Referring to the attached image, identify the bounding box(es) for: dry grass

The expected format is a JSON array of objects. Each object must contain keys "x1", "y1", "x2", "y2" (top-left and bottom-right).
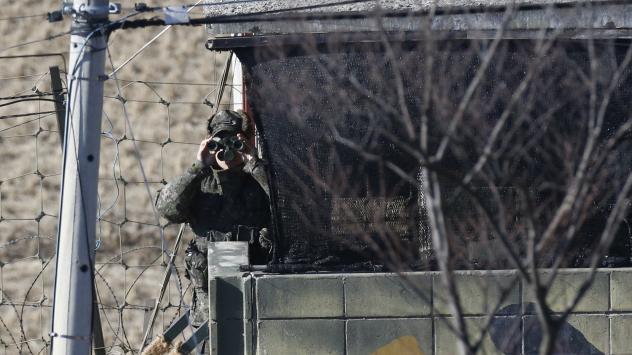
[{"x1": 1, "y1": 1, "x2": 224, "y2": 353}]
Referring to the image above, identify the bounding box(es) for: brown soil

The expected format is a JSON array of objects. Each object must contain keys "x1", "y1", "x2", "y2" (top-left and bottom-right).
[{"x1": 1, "y1": 2, "x2": 224, "y2": 352}]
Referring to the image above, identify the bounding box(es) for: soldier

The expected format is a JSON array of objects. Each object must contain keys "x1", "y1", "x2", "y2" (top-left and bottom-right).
[{"x1": 155, "y1": 109, "x2": 271, "y2": 329}]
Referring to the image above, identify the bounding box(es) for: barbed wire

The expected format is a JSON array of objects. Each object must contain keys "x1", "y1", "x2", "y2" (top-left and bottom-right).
[
  {"x1": 108, "y1": 0, "x2": 205, "y2": 77},
  {"x1": 0, "y1": 56, "x2": 63, "y2": 353},
  {"x1": 0, "y1": 31, "x2": 71, "y2": 55},
  {"x1": 0, "y1": 14, "x2": 48, "y2": 22},
  {"x1": 0, "y1": 3, "x2": 232, "y2": 352},
  {"x1": 0, "y1": 36, "x2": 234, "y2": 352}
]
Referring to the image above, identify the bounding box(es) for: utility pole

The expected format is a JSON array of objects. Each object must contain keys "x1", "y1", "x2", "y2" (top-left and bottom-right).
[{"x1": 50, "y1": 1, "x2": 109, "y2": 354}]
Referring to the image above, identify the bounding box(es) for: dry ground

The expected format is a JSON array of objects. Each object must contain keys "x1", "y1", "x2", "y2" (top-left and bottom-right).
[{"x1": 1, "y1": 1, "x2": 226, "y2": 352}]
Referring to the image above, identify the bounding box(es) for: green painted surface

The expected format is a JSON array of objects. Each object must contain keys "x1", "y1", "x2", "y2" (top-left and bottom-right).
[
  {"x1": 435, "y1": 316, "x2": 521, "y2": 355},
  {"x1": 257, "y1": 319, "x2": 345, "y2": 355},
  {"x1": 433, "y1": 271, "x2": 520, "y2": 315},
  {"x1": 610, "y1": 315, "x2": 632, "y2": 354},
  {"x1": 346, "y1": 318, "x2": 432, "y2": 355},
  {"x1": 256, "y1": 275, "x2": 344, "y2": 318},
  {"x1": 611, "y1": 270, "x2": 632, "y2": 311},
  {"x1": 523, "y1": 270, "x2": 609, "y2": 313},
  {"x1": 210, "y1": 275, "x2": 251, "y2": 321},
  {"x1": 566, "y1": 315, "x2": 609, "y2": 355},
  {"x1": 216, "y1": 320, "x2": 251, "y2": 355},
  {"x1": 208, "y1": 269, "x2": 630, "y2": 354},
  {"x1": 345, "y1": 273, "x2": 432, "y2": 317}
]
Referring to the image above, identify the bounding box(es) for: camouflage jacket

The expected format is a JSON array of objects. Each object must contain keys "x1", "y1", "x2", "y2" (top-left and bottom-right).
[{"x1": 155, "y1": 158, "x2": 271, "y2": 260}]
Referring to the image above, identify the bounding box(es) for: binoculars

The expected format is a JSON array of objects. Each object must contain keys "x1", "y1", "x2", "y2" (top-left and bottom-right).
[{"x1": 207, "y1": 136, "x2": 245, "y2": 161}]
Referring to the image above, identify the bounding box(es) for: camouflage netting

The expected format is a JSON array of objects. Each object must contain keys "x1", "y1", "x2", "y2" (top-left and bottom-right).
[
  {"x1": 237, "y1": 42, "x2": 428, "y2": 269},
  {"x1": 235, "y1": 38, "x2": 632, "y2": 270}
]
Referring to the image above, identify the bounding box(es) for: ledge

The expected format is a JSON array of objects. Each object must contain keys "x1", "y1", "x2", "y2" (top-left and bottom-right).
[
  {"x1": 210, "y1": 268, "x2": 632, "y2": 354},
  {"x1": 205, "y1": 1, "x2": 632, "y2": 43}
]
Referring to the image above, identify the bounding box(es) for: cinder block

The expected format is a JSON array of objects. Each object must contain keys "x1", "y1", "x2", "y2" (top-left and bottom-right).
[
  {"x1": 611, "y1": 315, "x2": 632, "y2": 354},
  {"x1": 209, "y1": 321, "x2": 218, "y2": 355},
  {"x1": 611, "y1": 269, "x2": 632, "y2": 311},
  {"x1": 256, "y1": 275, "x2": 344, "y2": 318},
  {"x1": 344, "y1": 273, "x2": 431, "y2": 317},
  {"x1": 435, "y1": 316, "x2": 521, "y2": 355},
  {"x1": 244, "y1": 319, "x2": 253, "y2": 355},
  {"x1": 433, "y1": 270, "x2": 520, "y2": 316},
  {"x1": 523, "y1": 315, "x2": 608, "y2": 355},
  {"x1": 565, "y1": 315, "x2": 609, "y2": 354},
  {"x1": 210, "y1": 275, "x2": 251, "y2": 321},
  {"x1": 209, "y1": 277, "x2": 217, "y2": 321},
  {"x1": 523, "y1": 270, "x2": 609, "y2": 313},
  {"x1": 216, "y1": 319, "x2": 252, "y2": 355},
  {"x1": 346, "y1": 318, "x2": 432, "y2": 355},
  {"x1": 257, "y1": 319, "x2": 345, "y2": 355}
]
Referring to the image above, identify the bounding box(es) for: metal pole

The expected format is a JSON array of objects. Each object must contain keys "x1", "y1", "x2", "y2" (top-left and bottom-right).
[{"x1": 50, "y1": 1, "x2": 109, "y2": 354}]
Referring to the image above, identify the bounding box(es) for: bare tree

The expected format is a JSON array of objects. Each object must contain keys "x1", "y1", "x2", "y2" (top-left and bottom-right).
[{"x1": 231, "y1": 3, "x2": 632, "y2": 354}]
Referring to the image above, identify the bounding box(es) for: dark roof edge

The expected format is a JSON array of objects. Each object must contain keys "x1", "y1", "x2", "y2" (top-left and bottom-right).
[{"x1": 204, "y1": 1, "x2": 632, "y2": 43}]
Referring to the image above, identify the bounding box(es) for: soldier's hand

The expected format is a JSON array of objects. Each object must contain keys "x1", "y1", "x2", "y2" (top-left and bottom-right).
[
  {"x1": 196, "y1": 137, "x2": 216, "y2": 167},
  {"x1": 259, "y1": 228, "x2": 272, "y2": 251},
  {"x1": 236, "y1": 133, "x2": 254, "y2": 163}
]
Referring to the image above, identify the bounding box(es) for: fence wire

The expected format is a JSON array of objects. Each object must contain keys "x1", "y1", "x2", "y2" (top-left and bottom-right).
[{"x1": 0, "y1": 41, "x2": 236, "y2": 353}]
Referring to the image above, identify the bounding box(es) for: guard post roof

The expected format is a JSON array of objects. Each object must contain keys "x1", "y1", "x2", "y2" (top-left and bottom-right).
[{"x1": 204, "y1": 0, "x2": 632, "y2": 49}]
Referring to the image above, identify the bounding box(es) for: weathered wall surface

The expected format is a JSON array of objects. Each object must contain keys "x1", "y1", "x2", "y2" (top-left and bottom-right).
[
  {"x1": 205, "y1": 0, "x2": 632, "y2": 39},
  {"x1": 210, "y1": 269, "x2": 632, "y2": 354},
  {"x1": 204, "y1": 0, "x2": 620, "y2": 17}
]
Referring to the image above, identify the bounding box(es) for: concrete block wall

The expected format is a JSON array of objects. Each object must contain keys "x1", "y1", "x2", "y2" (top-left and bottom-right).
[{"x1": 210, "y1": 268, "x2": 632, "y2": 355}]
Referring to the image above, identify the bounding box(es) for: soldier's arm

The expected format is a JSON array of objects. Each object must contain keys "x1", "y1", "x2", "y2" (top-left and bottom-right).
[
  {"x1": 155, "y1": 161, "x2": 210, "y2": 223},
  {"x1": 243, "y1": 157, "x2": 270, "y2": 197}
]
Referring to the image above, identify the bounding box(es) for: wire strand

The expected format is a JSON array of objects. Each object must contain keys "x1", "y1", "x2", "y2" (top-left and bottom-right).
[
  {"x1": 108, "y1": 0, "x2": 205, "y2": 77},
  {"x1": 0, "y1": 32, "x2": 71, "y2": 55},
  {"x1": 0, "y1": 13, "x2": 48, "y2": 22}
]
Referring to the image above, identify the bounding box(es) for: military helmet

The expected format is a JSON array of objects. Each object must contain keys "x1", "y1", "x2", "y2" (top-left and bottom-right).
[{"x1": 207, "y1": 110, "x2": 250, "y2": 136}]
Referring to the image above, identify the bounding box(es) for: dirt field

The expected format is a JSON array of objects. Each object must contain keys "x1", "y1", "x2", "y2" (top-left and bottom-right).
[{"x1": 1, "y1": 1, "x2": 224, "y2": 352}]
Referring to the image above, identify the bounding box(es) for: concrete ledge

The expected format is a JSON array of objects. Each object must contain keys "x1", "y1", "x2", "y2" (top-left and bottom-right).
[
  {"x1": 211, "y1": 268, "x2": 632, "y2": 354},
  {"x1": 205, "y1": 0, "x2": 608, "y2": 18},
  {"x1": 205, "y1": 1, "x2": 632, "y2": 40},
  {"x1": 256, "y1": 275, "x2": 344, "y2": 318},
  {"x1": 257, "y1": 319, "x2": 345, "y2": 355},
  {"x1": 344, "y1": 273, "x2": 432, "y2": 317}
]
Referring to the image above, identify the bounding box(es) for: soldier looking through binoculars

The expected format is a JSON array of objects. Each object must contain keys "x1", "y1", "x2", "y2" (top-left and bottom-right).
[{"x1": 155, "y1": 110, "x2": 272, "y2": 345}]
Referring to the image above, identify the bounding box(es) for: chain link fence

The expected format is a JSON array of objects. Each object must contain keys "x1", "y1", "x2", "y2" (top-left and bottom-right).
[{"x1": 0, "y1": 41, "x2": 235, "y2": 353}]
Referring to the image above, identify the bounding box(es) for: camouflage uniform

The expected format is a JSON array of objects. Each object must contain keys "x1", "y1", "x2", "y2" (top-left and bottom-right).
[{"x1": 155, "y1": 111, "x2": 271, "y2": 326}]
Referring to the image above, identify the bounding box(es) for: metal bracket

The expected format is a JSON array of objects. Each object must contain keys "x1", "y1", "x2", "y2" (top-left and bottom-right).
[
  {"x1": 108, "y1": 3, "x2": 121, "y2": 14},
  {"x1": 74, "y1": 2, "x2": 112, "y2": 20},
  {"x1": 48, "y1": 2, "x2": 118, "y2": 22},
  {"x1": 47, "y1": 2, "x2": 73, "y2": 22}
]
